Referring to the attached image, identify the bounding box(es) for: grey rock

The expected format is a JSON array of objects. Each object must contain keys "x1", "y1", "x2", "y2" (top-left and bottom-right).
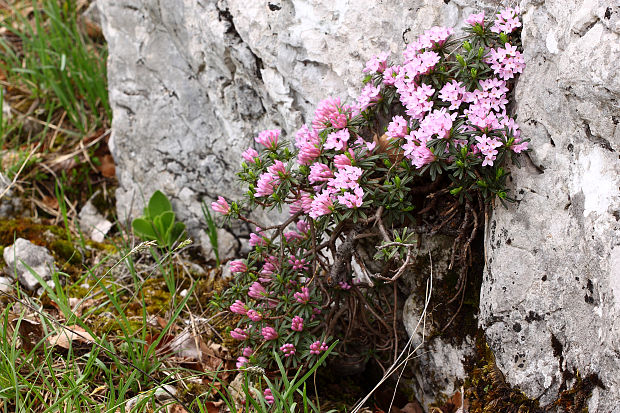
[
  {"x1": 0, "y1": 277, "x2": 13, "y2": 294},
  {"x1": 401, "y1": 233, "x2": 474, "y2": 410},
  {"x1": 0, "y1": 172, "x2": 25, "y2": 219},
  {"x1": 3, "y1": 238, "x2": 56, "y2": 291},
  {"x1": 78, "y1": 198, "x2": 113, "y2": 242},
  {"x1": 480, "y1": 1, "x2": 620, "y2": 411}
]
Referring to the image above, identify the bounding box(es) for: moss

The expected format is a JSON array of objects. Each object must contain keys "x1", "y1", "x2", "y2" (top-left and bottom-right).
[
  {"x1": 461, "y1": 331, "x2": 604, "y2": 413},
  {"x1": 554, "y1": 371, "x2": 604, "y2": 412},
  {"x1": 463, "y1": 331, "x2": 542, "y2": 413}
]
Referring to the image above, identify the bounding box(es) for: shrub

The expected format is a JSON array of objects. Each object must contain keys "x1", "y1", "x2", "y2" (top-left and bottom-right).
[{"x1": 212, "y1": 7, "x2": 526, "y2": 375}]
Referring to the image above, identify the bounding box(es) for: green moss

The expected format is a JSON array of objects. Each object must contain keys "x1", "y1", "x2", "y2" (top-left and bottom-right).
[{"x1": 464, "y1": 331, "x2": 542, "y2": 413}]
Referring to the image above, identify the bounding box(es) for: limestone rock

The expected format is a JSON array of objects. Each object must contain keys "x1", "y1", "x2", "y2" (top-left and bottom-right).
[
  {"x1": 0, "y1": 172, "x2": 25, "y2": 219},
  {"x1": 3, "y1": 238, "x2": 56, "y2": 291},
  {"x1": 78, "y1": 198, "x2": 113, "y2": 242},
  {"x1": 480, "y1": 1, "x2": 620, "y2": 411}
]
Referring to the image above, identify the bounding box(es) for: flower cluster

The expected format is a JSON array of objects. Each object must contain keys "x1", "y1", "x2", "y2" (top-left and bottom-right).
[{"x1": 213, "y1": 7, "x2": 527, "y2": 375}]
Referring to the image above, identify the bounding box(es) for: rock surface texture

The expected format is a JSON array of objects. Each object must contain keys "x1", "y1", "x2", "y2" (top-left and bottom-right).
[
  {"x1": 3, "y1": 238, "x2": 56, "y2": 292},
  {"x1": 100, "y1": 0, "x2": 620, "y2": 410},
  {"x1": 480, "y1": 1, "x2": 620, "y2": 411}
]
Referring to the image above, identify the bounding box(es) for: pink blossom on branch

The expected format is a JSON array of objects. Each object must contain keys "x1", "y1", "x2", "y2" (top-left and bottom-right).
[
  {"x1": 291, "y1": 316, "x2": 304, "y2": 332},
  {"x1": 294, "y1": 287, "x2": 311, "y2": 304},
  {"x1": 309, "y1": 341, "x2": 329, "y2": 355},
  {"x1": 255, "y1": 129, "x2": 280, "y2": 149},
  {"x1": 261, "y1": 326, "x2": 279, "y2": 341},
  {"x1": 211, "y1": 196, "x2": 230, "y2": 215},
  {"x1": 363, "y1": 51, "x2": 390, "y2": 74},
  {"x1": 255, "y1": 172, "x2": 278, "y2": 197},
  {"x1": 229, "y1": 260, "x2": 247, "y2": 274},
  {"x1": 230, "y1": 300, "x2": 247, "y2": 315},
  {"x1": 465, "y1": 11, "x2": 485, "y2": 26},
  {"x1": 236, "y1": 356, "x2": 249, "y2": 368},
  {"x1": 309, "y1": 190, "x2": 335, "y2": 219},
  {"x1": 248, "y1": 281, "x2": 268, "y2": 300},
  {"x1": 230, "y1": 328, "x2": 248, "y2": 340},
  {"x1": 280, "y1": 343, "x2": 296, "y2": 357},
  {"x1": 242, "y1": 148, "x2": 259, "y2": 163}
]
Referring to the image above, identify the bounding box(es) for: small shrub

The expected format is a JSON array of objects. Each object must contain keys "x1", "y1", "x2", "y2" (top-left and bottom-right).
[{"x1": 212, "y1": 7, "x2": 527, "y2": 378}]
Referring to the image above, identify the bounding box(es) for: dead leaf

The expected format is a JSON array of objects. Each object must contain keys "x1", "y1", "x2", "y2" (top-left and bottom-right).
[
  {"x1": 14, "y1": 317, "x2": 43, "y2": 352},
  {"x1": 373, "y1": 133, "x2": 405, "y2": 163},
  {"x1": 47, "y1": 325, "x2": 96, "y2": 351},
  {"x1": 99, "y1": 154, "x2": 115, "y2": 178}
]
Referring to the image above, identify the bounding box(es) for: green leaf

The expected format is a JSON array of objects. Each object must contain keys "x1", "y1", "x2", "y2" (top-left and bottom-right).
[
  {"x1": 147, "y1": 190, "x2": 172, "y2": 218},
  {"x1": 132, "y1": 218, "x2": 157, "y2": 241},
  {"x1": 158, "y1": 211, "x2": 175, "y2": 232},
  {"x1": 170, "y1": 222, "x2": 186, "y2": 245}
]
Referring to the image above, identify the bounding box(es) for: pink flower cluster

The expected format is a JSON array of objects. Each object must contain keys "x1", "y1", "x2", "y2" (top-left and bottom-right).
[
  {"x1": 280, "y1": 343, "x2": 296, "y2": 357},
  {"x1": 309, "y1": 341, "x2": 328, "y2": 355},
  {"x1": 363, "y1": 9, "x2": 527, "y2": 170},
  {"x1": 491, "y1": 7, "x2": 521, "y2": 34},
  {"x1": 486, "y1": 43, "x2": 525, "y2": 81}
]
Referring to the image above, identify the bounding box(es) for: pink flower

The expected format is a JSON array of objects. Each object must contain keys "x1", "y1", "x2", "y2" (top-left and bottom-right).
[
  {"x1": 400, "y1": 82, "x2": 435, "y2": 120},
  {"x1": 264, "y1": 388, "x2": 274, "y2": 405},
  {"x1": 309, "y1": 341, "x2": 329, "y2": 355},
  {"x1": 313, "y1": 97, "x2": 352, "y2": 131},
  {"x1": 330, "y1": 166, "x2": 363, "y2": 191},
  {"x1": 211, "y1": 196, "x2": 230, "y2": 215},
  {"x1": 288, "y1": 257, "x2": 308, "y2": 271},
  {"x1": 249, "y1": 230, "x2": 267, "y2": 247},
  {"x1": 230, "y1": 300, "x2": 247, "y2": 315},
  {"x1": 230, "y1": 328, "x2": 248, "y2": 340},
  {"x1": 229, "y1": 260, "x2": 247, "y2": 273},
  {"x1": 295, "y1": 125, "x2": 321, "y2": 164},
  {"x1": 280, "y1": 343, "x2": 296, "y2": 357},
  {"x1": 267, "y1": 160, "x2": 288, "y2": 179},
  {"x1": 475, "y1": 134, "x2": 502, "y2": 166},
  {"x1": 334, "y1": 150, "x2": 354, "y2": 170},
  {"x1": 387, "y1": 115, "x2": 409, "y2": 139},
  {"x1": 309, "y1": 190, "x2": 334, "y2": 219},
  {"x1": 356, "y1": 83, "x2": 381, "y2": 112},
  {"x1": 486, "y1": 43, "x2": 525, "y2": 81},
  {"x1": 294, "y1": 287, "x2": 310, "y2": 304},
  {"x1": 242, "y1": 347, "x2": 253, "y2": 358},
  {"x1": 510, "y1": 139, "x2": 529, "y2": 153},
  {"x1": 236, "y1": 356, "x2": 249, "y2": 368},
  {"x1": 363, "y1": 51, "x2": 390, "y2": 73},
  {"x1": 383, "y1": 65, "x2": 400, "y2": 86},
  {"x1": 291, "y1": 316, "x2": 304, "y2": 332},
  {"x1": 290, "y1": 191, "x2": 313, "y2": 215},
  {"x1": 248, "y1": 281, "x2": 268, "y2": 300},
  {"x1": 247, "y1": 309, "x2": 262, "y2": 322},
  {"x1": 324, "y1": 129, "x2": 350, "y2": 151},
  {"x1": 255, "y1": 172, "x2": 278, "y2": 197},
  {"x1": 337, "y1": 185, "x2": 364, "y2": 209},
  {"x1": 261, "y1": 326, "x2": 279, "y2": 341},
  {"x1": 255, "y1": 129, "x2": 280, "y2": 149},
  {"x1": 242, "y1": 148, "x2": 259, "y2": 164},
  {"x1": 491, "y1": 7, "x2": 521, "y2": 34},
  {"x1": 284, "y1": 231, "x2": 304, "y2": 243},
  {"x1": 465, "y1": 11, "x2": 485, "y2": 26},
  {"x1": 297, "y1": 220, "x2": 310, "y2": 234},
  {"x1": 309, "y1": 163, "x2": 334, "y2": 184},
  {"x1": 339, "y1": 281, "x2": 351, "y2": 290},
  {"x1": 439, "y1": 80, "x2": 466, "y2": 110}
]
